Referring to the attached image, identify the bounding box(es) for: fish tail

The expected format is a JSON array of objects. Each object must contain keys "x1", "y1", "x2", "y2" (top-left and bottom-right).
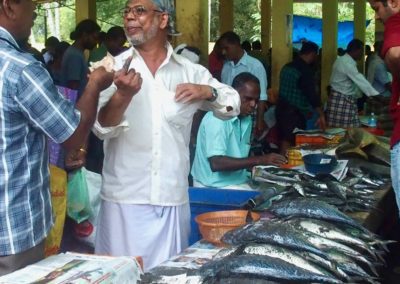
[
  {"x1": 359, "y1": 246, "x2": 385, "y2": 264},
  {"x1": 367, "y1": 262, "x2": 380, "y2": 277},
  {"x1": 347, "y1": 276, "x2": 381, "y2": 284},
  {"x1": 374, "y1": 251, "x2": 387, "y2": 265},
  {"x1": 369, "y1": 240, "x2": 396, "y2": 252}
]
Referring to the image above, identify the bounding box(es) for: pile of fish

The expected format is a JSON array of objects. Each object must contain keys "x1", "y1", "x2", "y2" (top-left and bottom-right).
[
  {"x1": 198, "y1": 198, "x2": 392, "y2": 283},
  {"x1": 252, "y1": 165, "x2": 389, "y2": 212}
]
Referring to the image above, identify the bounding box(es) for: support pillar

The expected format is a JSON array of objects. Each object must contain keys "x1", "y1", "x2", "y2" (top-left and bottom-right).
[
  {"x1": 354, "y1": 0, "x2": 367, "y2": 72},
  {"x1": 321, "y1": 0, "x2": 338, "y2": 103},
  {"x1": 75, "y1": 0, "x2": 96, "y2": 24},
  {"x1": 175, "y1": 0, "x2": 209, "y2": 66},
  {"x1": 219, "y1": 0, "x2": 233, "y2": 34},
  {"x1": 271, "y1": 0, "x2": 293, "y2": 89},
  {"x1": 260, "y1": 0, "x2": 272, "y2": 59}
]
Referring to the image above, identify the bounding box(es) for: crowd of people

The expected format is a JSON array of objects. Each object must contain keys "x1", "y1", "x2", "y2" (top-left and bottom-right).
[{"x1": 0, "y1": 0, "x2": 399, "y2": 277}]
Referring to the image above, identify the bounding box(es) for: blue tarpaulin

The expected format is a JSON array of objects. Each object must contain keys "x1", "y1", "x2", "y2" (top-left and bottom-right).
[{"x1": 292, "y1": 15, "x2": 371, "y2": 48}]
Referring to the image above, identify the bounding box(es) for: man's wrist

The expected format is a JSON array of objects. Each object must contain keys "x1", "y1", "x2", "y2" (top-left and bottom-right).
[
  {"x1": 114, "y1": 89, "x2": 135, "y2": 103},
  {"x1": 253, "y1": 156, "x2": 261, "y2": 166},
  {"x1": 85, "y1": 81, "x2": 102, "y2": 96},
  {"x1": 207, "y1": 87, "x2": 218, "y2": 102}
]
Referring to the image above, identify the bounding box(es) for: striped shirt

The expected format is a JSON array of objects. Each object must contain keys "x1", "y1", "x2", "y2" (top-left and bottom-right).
[{"x1": 0, "y1": 27, "x2": 80, "y2": 256}]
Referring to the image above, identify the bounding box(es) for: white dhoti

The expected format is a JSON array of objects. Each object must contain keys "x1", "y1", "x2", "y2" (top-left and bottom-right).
[{"x1": 95, "y1": 200, "x2": 191, "y2": 272}]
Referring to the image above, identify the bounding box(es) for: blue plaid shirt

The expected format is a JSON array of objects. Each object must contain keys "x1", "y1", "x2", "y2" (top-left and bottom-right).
[{"x1": 0, "y1": 27, "x2": 80, "y2": 256}]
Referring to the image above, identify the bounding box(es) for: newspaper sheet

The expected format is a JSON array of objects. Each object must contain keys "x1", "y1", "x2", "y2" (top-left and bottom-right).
[
  {"x1": 0, "y1": 252, "x2": 142, "y2": 284},
  {"x1": 144, "y1": 241, "x2": 222, "y2": 284}
]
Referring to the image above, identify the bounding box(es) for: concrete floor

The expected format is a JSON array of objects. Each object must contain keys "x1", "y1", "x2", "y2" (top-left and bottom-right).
[{"x1": 60, "y1": 217, "x2": 94, "y2": 254}]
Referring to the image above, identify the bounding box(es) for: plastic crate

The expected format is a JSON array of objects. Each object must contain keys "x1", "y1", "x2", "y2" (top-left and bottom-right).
[{"x1": 188, "y1": 187, "x2": 260, "y2": 245}]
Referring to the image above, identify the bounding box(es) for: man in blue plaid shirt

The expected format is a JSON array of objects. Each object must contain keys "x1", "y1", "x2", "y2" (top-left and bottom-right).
[{"x1": 0, "y1": 0, "x2": 140, "y2": 276}]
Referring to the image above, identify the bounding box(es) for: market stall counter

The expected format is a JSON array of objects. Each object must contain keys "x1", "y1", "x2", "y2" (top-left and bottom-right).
[
  {"x1": 143, "y1": 127, "x2": 394, "y2": 283},
  {"x1": 142, "y1": 178, "x2": 394, "y2": 283}
]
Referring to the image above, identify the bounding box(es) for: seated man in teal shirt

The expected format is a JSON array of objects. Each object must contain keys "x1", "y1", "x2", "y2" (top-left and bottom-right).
[{"x1": 191, "y1": 72, "x2": 286, "y2": 188}]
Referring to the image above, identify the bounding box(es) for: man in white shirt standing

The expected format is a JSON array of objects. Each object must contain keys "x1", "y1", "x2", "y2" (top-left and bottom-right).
[
  {"x1": 327, "y1": 39, "x2": 380, "y2": 127},
  {"x1": 219, "y1": 31, "x2": 269, "y2": 136},
  {"x1": 367, "y1": 41, "x2": 392, "y2": 98},
  {"x1": 93, "y1": 0, "x2": 240, "y2": 271}
]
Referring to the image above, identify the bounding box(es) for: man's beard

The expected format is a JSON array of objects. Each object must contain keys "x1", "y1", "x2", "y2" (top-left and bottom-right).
[{"x1": 128, "y1": 18, "x2": 159, "y2": 46}]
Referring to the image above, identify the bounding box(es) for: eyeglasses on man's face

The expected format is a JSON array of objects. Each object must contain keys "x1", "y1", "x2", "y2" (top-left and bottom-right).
[{"x1": 122, "y1": 5, "x2": 163, "y2": 18}]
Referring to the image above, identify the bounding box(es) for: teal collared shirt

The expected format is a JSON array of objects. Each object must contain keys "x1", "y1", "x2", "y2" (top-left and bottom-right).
[
  {"x1": 191, "y1": 112, "x2": 252, "y2": 188},
  {"x1": 221, "y1": 51, "x2": 268, "y2": 101}
]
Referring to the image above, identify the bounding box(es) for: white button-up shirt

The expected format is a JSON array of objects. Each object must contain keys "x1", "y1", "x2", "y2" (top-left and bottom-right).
[
  {"x1": 221, "y1": 52, "x2": 268, "y2": 101},
  {"x1": 367, "y1": 54, "x2": 392, "y2": 97},
  {"x1": 93, "y1": 44, "x2": 240, "y2": 206},
  {"x1": 330, "y1": 53, "x2": 379, "y2": 97}
]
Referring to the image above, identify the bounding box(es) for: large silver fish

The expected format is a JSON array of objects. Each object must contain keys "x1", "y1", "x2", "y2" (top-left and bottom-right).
[
  {"x1": 297, "y1": 251, "x2": 350, "y2": 280},
  {"x1": 327, "y1": 249, "x2": 380, "y2": 283},
  {"x1": 222, "y1": 221, "x2": 330, "y2": 259},
  {"x1": 199, "y1": 254, "x2": 344, "y2": 284},
  {"x1": 303, "y1": 231, "x2": 378, "y2": 270},
  {"x1": 268, "y1": 198, "x2": 371, "y2": 234},
  {"x1": 241, "y1": 243, "x2": 338, "y2": 279},
  {"x1": 285, "y1": 218, "x2": 379, "y2": 260}
]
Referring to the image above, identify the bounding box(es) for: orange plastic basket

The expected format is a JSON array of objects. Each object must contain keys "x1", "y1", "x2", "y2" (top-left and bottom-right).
[{"x1": 194, "y1": 210, "x2": 260, "y2": 246}]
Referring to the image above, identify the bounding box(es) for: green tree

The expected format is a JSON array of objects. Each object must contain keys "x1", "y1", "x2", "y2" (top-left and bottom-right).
[
  {"x1": 96, "y1": 0, "x2": 125, "y2": 31},
  {"x1": 210, "y1": 2, "x2": 376, "y2": 46},
  {"x1": 210, "y1": 0, "x2": 259, "y2": 43},
  {"x1": 56, "y1": 1, "x2": 76, "y2": 42},
  {"x1": 33, "y1": 0, "x2": 76, "y2": 45},
  {"x1": 210, "y1": 0, "x2": 220, "y2": 41},
  {"x1": 233, "y1": 0, "x2": 259, "y2": 42},
  {"x1": 32, "y1": 0, "x2": 125, "y2": 47}
]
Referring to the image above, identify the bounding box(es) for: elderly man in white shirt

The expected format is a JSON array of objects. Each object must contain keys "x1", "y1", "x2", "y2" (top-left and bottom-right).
[
  {"x1": 327, "y1": 39, "x2": 380, "y2": 127},
  {"x1": 92, "y1": 0, "x2": 240, "y2": 271}
]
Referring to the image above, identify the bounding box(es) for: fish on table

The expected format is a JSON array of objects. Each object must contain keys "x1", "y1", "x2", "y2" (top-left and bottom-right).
[
  {"x1": 212, "y1": 197, "x2": 391, "y2": 283},
  {"x1": 199, "y1": 254, "x2": 344, "y2": 284}
]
